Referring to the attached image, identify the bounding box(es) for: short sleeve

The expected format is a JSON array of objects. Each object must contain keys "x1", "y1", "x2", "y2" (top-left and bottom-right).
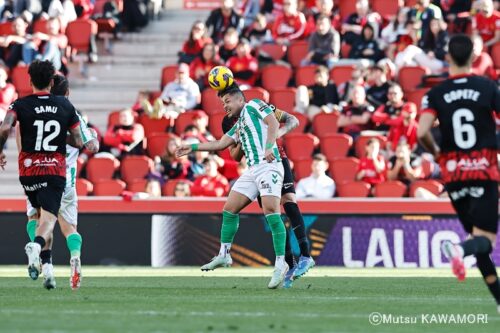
[
  {"x1": 420, "y1": 92, "x2": 437, "y2": 117},
  {"x1": 224, "y1": 123, "x2": 238, "y2": 143},
  {"x1": 6, "y1": 102, "x2": 18, "y2": 125},
  {"x1": 248, "y1": 99, "x2": 273, "y2": 119},
  {"x1": 77, "y1": 112, "x2": 94, "y2": 144}
]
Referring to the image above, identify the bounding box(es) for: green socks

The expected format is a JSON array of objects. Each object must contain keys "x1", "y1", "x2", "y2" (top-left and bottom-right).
[
  {"x1": 221, "y1": 211, "x2": 240, "y2": 243},
  {"x1": 66, "y1": 233, "x2": 82, "y2": 258},
  {"x1": 266, "y1": 213, "x2": 286, "y2": 256},
  {"x1": 26, "y1": 220, "x2": 37, "y2": 242}
]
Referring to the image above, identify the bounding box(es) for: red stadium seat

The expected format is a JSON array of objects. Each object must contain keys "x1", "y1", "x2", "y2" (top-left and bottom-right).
[
  {"x1": 75, "y1": 178, "x2": 93, "y2": 196},
  {"x1": 0, "y1": 21, "x2": 13, "y2": 35},
  {"x1": 340, "y1": 43, "x2": 352, "y2": 58},
  {"x1": 409, "y1": 180, "x2": 444, "y2": 197},
  {"x1": 261, "y1": 65, "x2": 292, "y2": 90},
  {"x1": 492, "y1": 43, "x2": 500, "y2": 69},
  {"x1": 406, "y1": 88, "x2": 429, "y2": 110},
  {"x1": 269, "y1": 88, "x2": 296, "y2": 112},
  {"x1": 354, "y1": 135, "x2": 387, "y2": 158},
  {"x1": 258, "y1": 43, "x2": 287, "y2": 61},
  {"x1": 86, "y1": 157, "x2": 119, "y2": 183},
  {"x1": 127, "y1": 179, "x2": 148, "y2": 192},
  {"x1": 146, "y1": 133, "x2": 177, "y2": 158},
  {"x1": 162, "y1": 179, "x2": 193, "y2": 196},
  {"x1": 287, "y1": 40, "x2": 309, "y2": 67},
  {"x1": 372, "y1": 0, "x2": 402, "y2": 19},
  {"x1": 336, "y1": 181, "x2": 370, "y2": 197},
  {"x1": 108, "y1": 110, "x2": 139, "y2": 129},
  {"x1": 292, "y1": 159, "x2": 312, "y2": 181},
  {"x1": 139, "y1": 114, "x2": 172, "y2": 136},
  {"x1": 120, "y1": 155, "x2": 154, "y2": 184},
  {"x1": 208, "y1": 112, "x2": 226, "y2": 139},
  {"x1": 33, "y1": 18, "x2": 49, "y2": 34},
  {"x1": 93, "y1": 179, "x2": 126, "y2": 196},
  {"x1": 312, "y1": 112, "x2": 339, "y2": 138},
  {"x1": 201, "y1": 88, "x2": 225, "y2": 115},
  {"x1": 330, "y1": 65, "x2": 355, "y2": 86},
  {"x1": 337, "y1": 1, "x2": 357, "y2": 19},
  {"x1": 398, "y1": 66, "x2": 428, "y2": 92},
  {"x1": 329, "y1": 157, "x2": 360, "y2": 184},
  {"x1": 420, "y1": 158, "x2": 435, "y2": 179},
  {"x1": 174, "y1": 112, "x2": 196, "y2": 135},
  {"x1": 66, "y1": 19, "x2": 98, "y2": 53},
  {"x1": 288, "y1": 112, "x2": 308, "y2": 134},
  {"x1": 284, "y1": 133, "x2": 317, "y2": 161},
  {"x1": 160, "y1": 65, "x2": 178, "y2": 89},
  {"x1": 374, "y1": 181, "x2": 407, "y2": 197},
  {"x1": 242, "y1": 87, "x2": 270, "y2": 103},
  {"x1": 11, "y1": 66, "x2": 32, "y2": 97},
  {"x1": 320, "y1": 133, "x2": 352, "y2": 159},
  {"x1": 295, "y1": 65, "x2": 318, "y2": 87},
  {"x1": 95, "y1": 18, "x2": 116, "y2": 34}
]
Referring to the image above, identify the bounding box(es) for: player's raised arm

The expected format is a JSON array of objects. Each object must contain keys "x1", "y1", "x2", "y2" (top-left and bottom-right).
[{"x1": 176, "y1": 134, "x2": 235, "y2": 157}]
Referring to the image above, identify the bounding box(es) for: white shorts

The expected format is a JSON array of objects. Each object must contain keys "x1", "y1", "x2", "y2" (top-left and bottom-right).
[
  {"x1": 231, "y1": 162, "x2": 284, "y2": 200},
  {"x1": 26, "y1": 187, "x2": 78, "y2": 225}
]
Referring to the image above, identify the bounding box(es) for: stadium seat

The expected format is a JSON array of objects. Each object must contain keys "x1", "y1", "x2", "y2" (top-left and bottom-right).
[
  {"x1": 295, "y1": 65, "x2": 318, "y2": 87},
  {"x1": 162, "y1": 179, "x2": 193, "y2": 196},
  {"x1": 287, "y1": 40, "x2": 309, "y2": 67},
  {"x1": 292, "y1": 159, "x2": 312, "y2": 181},
  {"x1": 108, "y1": 110, "x2": 139, "y2": 129},
  {"x1": 146, "y1": 133, "x2": 177, "y2": 158},
  {"x1": 312, "y1": 112, "x2": 339, "y2": 138},
  {"x1": 96, "y1": 18, "x2": 116, "y2": 34},
  {"x1": 258, "y1": 43, "x2": 287, "y2": 61},
  {"x1": 337, "y1": 1, "x2": 357, "y2": 20},
  {"x1": 406, "y1": 88, "x2": 429, "y2": 110},
  {"x1": 492, "y1": 43, "x2": 500, "y2": 69},
  {"x1": 66, "y1": 19, "x2": 98, "y2": 53},
  {"x1": 127, "y1": 179, "x2": 148, "y2": 193},
  {"x1": 33, "y1": 18, "x2": 49, "y2": 34},
  {"x1": 175, "y1": 112, "x2": 196, "y2": 135},
  {"x1": 86, "y1": 156, "x2": 120, "y2": 183},
  {"x1": 120, "y1": 155, "x2": 154, "y2": 184},
  {"x1": 11, "y1": 66, "x2": 32, "y2": 97},
  {"x1": 340, "y1": 43, "x2": 352, "y2": 58},
  {"x1": 336, "y1": 181, "x2": 370, "y2": 197},
  {"x1": 201, "y1": 88, "x2": 225, "y2": 115},
  {"x1": 93, "y1": 179, "x2": 126, "y2": 196},
  {"x1": 75, "y1": 178, "x2": 93, "y2": 196},
  {"x1": 208, "y1": 112, "x2": 226, "y2": 139},
  {"x1": 139, "y1": 114, "x2": 172, "y2": 136},
  {"x1": 398, "y1": 66, "x2": 428, "y2": 92},
  {"x1": 420, "y1": 159, "x2": 435, "y2": 179},
  {"x1": 269, "y1": 88, "x2": 296, "y2": 112},
  {"x1": 329, "y1": 157, "x2": 360, "y2": 184},
  {"x1": 160, "y1": 65, "x2": 178, "y2": 89},
  {"x1": 372, "y1": 0, "x2": 402, "y2": 19},
  {"x1": 374, "y1": 181, "x2": 407, "y2": 198},
  {"x1": 354, "y1": 135, "x2": 387, "y2": 158},
  {"x1": 242, "y1": 87, "x2": 269, "y2": 103},
  {"x1": 261, "y1": 65, "x2": 292, "y2": 91},
  {"x1": 320, "y1": 133, "x2": 352, "y2": 160},
  {"x1": 284, "y1": 133, "x2": 317, "y2": 161},
  {"x1": 0, "y1": 21, "x2": 13, "y2": 35},
  {"x1": 409, "y1": 180, "x2": 444, "y2": 197},
  {"x1": 329, "y1": 65, "x2": 355, "y2": 86},
  {"x1": 288, "y1": 112, "x2": 308, "y2": 134}
]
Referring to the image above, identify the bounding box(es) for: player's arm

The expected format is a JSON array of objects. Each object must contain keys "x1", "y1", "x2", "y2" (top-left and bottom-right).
[
  {"x1": 276, "y1": 109, "x2": 299, "y2": 138},
  {"x1": 0, "y1": 112, "x2": 16, "y2": 169},
  {"x1": 77, "y1": 113, "x2": 100, "y2": 153},
  {"x1": 263, "y1": 113, "x2": 279, "y2": 162},
  {"x1": 67, "y1": 126, "x2": 84, "y2": 149},
  {"x1": 176, "y1": 134, "x2": 235, "y2": 157},
  {"x1": 229, "y1": 142, "x2": 244, "y2": 162},
  {"x1": 417, "y1": 112, "x2": 440, "y2": 158}
]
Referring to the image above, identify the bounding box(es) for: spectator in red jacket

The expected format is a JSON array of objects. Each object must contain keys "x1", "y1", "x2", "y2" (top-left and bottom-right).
[
  {"x1": 386, "y1": 102, "x2": 418, "y2": 152},
  {"x1": 190, "y1": 43, "x2": 222, "y2": 90},
  {"x1": 472, "y1": 0, "x2": 500, "y2": 48},
  {"x1": 356, "y1": 138, "x2": 386, "y2": 187},
  {"x1": 371, "y1": 82, "x2": 406, "y2": 131},
  {"x1": 226, "y1": 38, "x2": 258, "y2": 87},
  {"x1": 191, "y1": 156, "x2": 229, "y2": 197},
  {"x1": 179, "y1": 21, "x2": 212, "y2": 64},
  {"x1": 0, "y1": 66, "x2": 17, "y2": 121},
  {"x1": 103, "y1": 109, "x2": 145, "y2": 158},
  {"x1": 471, "y1": 34, "x2": 498, "y2": 80},
  {"x1": 272, "y1": 0, "x2": 307, "y2": 45}
]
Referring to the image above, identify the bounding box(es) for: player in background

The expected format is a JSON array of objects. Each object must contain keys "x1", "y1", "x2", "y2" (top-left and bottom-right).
[
  {"x1": 21, "y1": 74, "x2": 99, "y2": 289},
  {"x1": 417, "y1": 34, "x2": 500, "y2": 313},
  {"x1": 176, "y1": 85, "x2": 289, "y2": 289},
  {"x1": 0, "y1": 60, "x2": 84, "y2": 282},
  {"x1": 221, "y1": 104, "x2": 315, "y2": 288}
]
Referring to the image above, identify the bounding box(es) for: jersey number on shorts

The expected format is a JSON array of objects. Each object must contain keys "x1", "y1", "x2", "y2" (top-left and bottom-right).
[
  {"x1": 452, "y1": 108, "x2": 477, "y2": 149},
  {"x1": 33, "y1": 120, "x2": 61, "y2": 151}
]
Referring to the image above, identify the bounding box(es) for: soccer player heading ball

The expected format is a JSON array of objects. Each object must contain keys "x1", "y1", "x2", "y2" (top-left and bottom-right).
[
  {"x1": 417, "y1": 34, "x2": 500, "y2": 314},
  {"x1": 208, "y1": 66, "x2": 234, "y2": 91}
]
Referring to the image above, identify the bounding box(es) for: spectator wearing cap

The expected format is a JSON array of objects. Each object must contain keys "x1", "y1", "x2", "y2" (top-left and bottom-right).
[
  {"x1": 372, "y1": 83, "x2": 407, "y2": 132},
  {"x1": 302, "y1": 14, "x2": 340, "y2": 68},
  {"x1": 387, "y1": 141, "x2": 422, "y2": 185},
  {"x1": 471, "y1": 34, "x2": 498, "y2": 80},
  {"x1": 386, "y1": 102, "x2": 418, "y2": 152},
  {"x1": 472, "y1": 0, "x2": 500, "y2": 48},
  {"x1": 218, "y1": 28, "x2": 239, "y2": 62},
  {"x1": 337, "y1": 85, "x2": 374, "y2": 139},
  {"x1": 226, "y1": 38, "x2": 258, "y2": 87},
  {"x1": 103, "y1": 109, "x2": 145, "y2": 158},
  {"x1": 365, "y1": 65, "x2": 390, "y2": 108},
  {"x1": 272, "y1": 0, "x2": 307, "y2": 45},
  {"x1": 295, "y1": 65, "x2": 340, "y2": 121},
  {"x1": 356, "y1": 138, "x2": 386, "y2": 188},
  {"x1": 206, "y1": 0, "x2": 244, "y2": 44},
  {"x1": 0, "y1": 66, "x2": 17, "y2": 121},
  {"x1": 179, "y1": 21, "x2": 213, "y2": 64},
  {"x1": 296, "y1": 154, "x2": 335, "y2": 199},
  {"x1": 190, "y1": 43, "x2": 222, "y2": 90},
  {"x1": 341, "y1": 0, "x2": 381, "y2": 45},
  {"x1": 191, "y1": 156, "x2": 230, "y2": 197}
]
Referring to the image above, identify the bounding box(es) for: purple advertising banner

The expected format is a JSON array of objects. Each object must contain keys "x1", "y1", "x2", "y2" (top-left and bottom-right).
[{"x1": 317, "y1": 217, "x2": 500, "y2": 267}]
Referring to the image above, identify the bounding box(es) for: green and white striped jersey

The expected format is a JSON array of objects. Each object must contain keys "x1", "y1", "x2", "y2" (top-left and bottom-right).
[
  {"x1": 225, "y1": 99, "x2": 281, "y2": 167},
  {"x1": 66, "y1": 113, "x2": 94, "y2": 188}
]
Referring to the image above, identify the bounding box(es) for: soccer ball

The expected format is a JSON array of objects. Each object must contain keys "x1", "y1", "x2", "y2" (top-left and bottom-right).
[{"x1": 208, "y1": 66, "x2": 234, "y2": 91}]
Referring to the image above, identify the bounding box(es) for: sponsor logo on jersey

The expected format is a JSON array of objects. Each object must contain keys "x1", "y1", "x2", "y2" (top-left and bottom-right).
[
  {"x1": 32, "y1": 157, "x2": 60, "y2": 167},
  {"x1": 449, "y1": 186, "x2": 485, "y2": 201},
  {"x1": 23, "y1": 182, "x2": 48, "y2": 192},
  {"x1": 24, "y1": 159, "x2": 32, "y2": 168}
]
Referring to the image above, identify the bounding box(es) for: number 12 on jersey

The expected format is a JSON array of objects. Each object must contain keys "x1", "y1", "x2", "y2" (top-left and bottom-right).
[{"x1": 33, "y1": 120, "x2": 61, "y2": 151}]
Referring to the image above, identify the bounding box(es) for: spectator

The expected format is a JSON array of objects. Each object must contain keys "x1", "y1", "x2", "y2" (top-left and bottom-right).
[
  {"x1": 144, "y1": 179, "x2": 163, "y2": 198},
  {"x1": 302, "y1": 14, "x2": 340, "y2": 68},
  {"x1": 386, "y1": 102, "x2": 418, "y2": 152},
  {"x1": 272, "y1": 0, "x2": 307, "y2": 45},
  {"x1": 189, "y1": 149, "x2": 210, "y2": 176},
  {"x1": 296, "y1": 154, "x2": 335, "y2": 199},
  {"x1": 387, "y1": 141, "x2": 422, "y2": 185},
  {"x1": 206, "y1": 0, "x2": 244, "y2": 44},
  {"x1": 132, "y1": 90, "x2": 151, "y2": 114},
  {"x1": 0, "y1": 66, "x2": 17, "y2": 121},
  {"x1": 155, "y1": 136, "x2": 192, "y2": 180},
  {"x1": 73, "y1": 0, "x2": 94, "y2": 19},
  {"x1": 408, "y1": 0, "x2": 443, "y2": 40},
  {"x1": 371, "y1": 82, "x2": 407, "y2": 131},
  {"x1": 337, "y1": 85, "x2": 374, "y2": 138},
  {"x1": 366, "y1": 65, "x2": 390, "y2": 108},
  {"x1": 341, "y1": 0, "x2": 381, "y2": 45},
  {"x1": 305, "y1": 0, "x2": 342, "y2": 35},
  {"x1": 46, "y1": 0, "x2": 77, "y2": 28},
  {"x1": 190, "y1": 43, "x2": 222, "y2": 90},
  {"x1": 356, "y1": 138, "x2": 386, "y2": 187},
  {"x1": 380, "y1": 7, "x2": 410, "y2": 50},
  {"x1": 244, "y1": 13, "x2": 273, "y2": 48},
  {"x1": 0, "y1": 17, "x2": 30, "y2": 69},
  {"x1": 192, "y1": 110, "x2": 215, "y2": 142},
  {"x1": 295, "y1": 65, "x2": 340, "y2": 121},
  {"x1": 471, "y1": 34, "x2": 497, "y2": 79},
  {"x1": 443, "y1": 0, "x2": 472, "y2": 34},
  {"x1": 236, "y1": 0, "x2": 260, "y2": 29},
  {"x1": 121, "y1": 0, "x2": 148, "y2": 32},
  {"x1": 191, "y1": 156, "x2": 230, "y2": 197},
  {"x1": 418, "y1": 18, "x2": 449, "y2": 64},
  {"x1": 179, "y1": 21, "x2": 212, "y2": 64},
  {"x1": 146, "y1": 63, "x2": 201, "y2": 119},
  {"x1": 14, "y1": 0, "x2": 42, "y2": 16},
  {"x1": 226, "y1": 38, "x2": 258, "y2": 87},
  {"x1": 173, "y1": 181, "x2": 192, "y2": 197},
  {"x1": 74, "y1": 4, "x2": 98, "y2": 62},
  {"x1": 348, "y1": 24, "x2": 383, "y2": 63},
  {"x1": 472, "y1": 0, "x2": 500, "y2": 48},
  {"x1": 337, "y1": 66, "x2": 367, "y2": 102},
  {"x1": 218, "y1": 27, "x2": 239, "y2": 62},
  {"x1": 103, "y1": 109, "x2": 145, "y2": 158}
]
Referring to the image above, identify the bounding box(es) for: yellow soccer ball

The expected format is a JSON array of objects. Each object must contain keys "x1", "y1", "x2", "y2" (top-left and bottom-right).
[{"x1": 208, "y1": 66, "x2": 234, "y2": 91}]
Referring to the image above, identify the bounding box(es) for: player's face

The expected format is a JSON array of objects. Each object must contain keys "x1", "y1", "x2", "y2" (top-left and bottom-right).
[{"x1": 221, "y1": 93, "x2": 243, "y2": 118}]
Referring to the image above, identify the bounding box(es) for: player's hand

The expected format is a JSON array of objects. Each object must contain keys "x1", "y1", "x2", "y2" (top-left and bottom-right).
[
  {"x1": 0, "y1": 152, "x2": 6, "y2": 170},
  {"x1": 175, "y1": 145, "x2": 192, "y2": 157},
  {"x1": 264, "y1": 149, "x2": 275, "y2": 163}
]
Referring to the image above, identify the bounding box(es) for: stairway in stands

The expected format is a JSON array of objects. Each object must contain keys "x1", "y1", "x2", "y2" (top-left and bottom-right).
[{"x1": 0, "y1": 3, "x2": 209, "y2": 196}]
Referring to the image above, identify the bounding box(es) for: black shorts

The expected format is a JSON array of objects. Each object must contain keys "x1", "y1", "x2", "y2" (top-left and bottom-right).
[
  {"x1": 445, "y1": 180, "x2": 499, "y2": 234},
  {"x1": 20, "y1": 175, "x2": 66, "y2": 217},
  {"x1": 257, "y1": 158, "x2": 296, "y2": 207}
]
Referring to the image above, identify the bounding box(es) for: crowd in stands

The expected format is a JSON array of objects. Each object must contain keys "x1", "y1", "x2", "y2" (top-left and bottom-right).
[{"x1": 62, "y1": 0, "x2": 500, "y2": 198}]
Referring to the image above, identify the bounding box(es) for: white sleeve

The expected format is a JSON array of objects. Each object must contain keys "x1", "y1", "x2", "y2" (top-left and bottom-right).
[{"x1": 77, "y1": 113, "x2": 94, "y2": 145}]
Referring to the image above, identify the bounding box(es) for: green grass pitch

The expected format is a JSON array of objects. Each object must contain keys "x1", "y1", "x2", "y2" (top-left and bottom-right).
[{"x1": 0, "y1": 267, "x2": 499, "y2": 333}]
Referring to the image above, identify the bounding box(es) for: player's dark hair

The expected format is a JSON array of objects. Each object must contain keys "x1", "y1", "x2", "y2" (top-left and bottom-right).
[
  {"x1": 50, "y1": 74, "x2": 69, "y2": 96},
  {"x1": 448, "y1": 34, "x2": 473, "y2": 67},
  {"x1": 28, "y1": 60, "x2": 55, "y2": 90},
  {"x1": 217, "y1": 83, "x2": 244, "y2": 99},
  {"x1": 222, "y1": 115, "x2": 237, "y2": 134}
]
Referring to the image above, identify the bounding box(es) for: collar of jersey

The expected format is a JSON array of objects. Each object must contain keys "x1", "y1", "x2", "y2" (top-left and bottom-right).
[
  {"x1": 448, "y1": 73, "x2": 475, "y2": 80},
  {"x1": 34, "y1": 92, "x2": 51, "y2": 96}
]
